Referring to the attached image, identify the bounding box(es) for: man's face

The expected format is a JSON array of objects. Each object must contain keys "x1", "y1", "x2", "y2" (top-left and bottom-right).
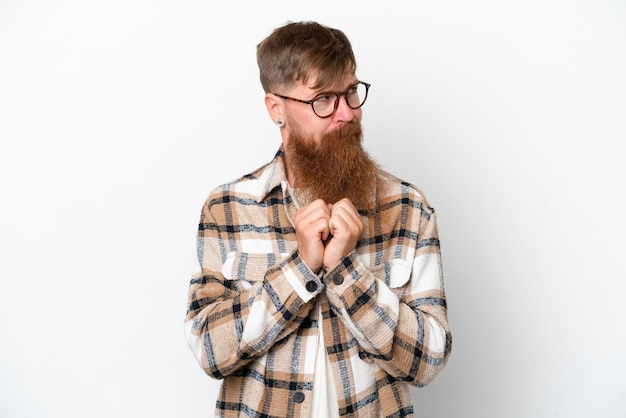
[
  {"x1": 281, "y1": 75, "x2": 363, "y2": 148},
  {"x1": 280, "y1": 76, "x2": 381, "y2": 210}
]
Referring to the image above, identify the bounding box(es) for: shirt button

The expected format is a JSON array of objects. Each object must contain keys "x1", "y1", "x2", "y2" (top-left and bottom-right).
[
  {"x1": 332, "y1": 275, "x2": 344, "y2": 285},
  {"x1": 293, "y1": 391, "x2": 305, "y2": 403},
  {"x1": 305, "y1": 280, "x2": 317, "y2": 292}
]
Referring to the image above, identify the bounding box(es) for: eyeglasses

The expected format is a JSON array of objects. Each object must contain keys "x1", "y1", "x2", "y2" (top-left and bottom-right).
[{"x1": 272, "y1": 81, "x2": 371, "y2": 118}]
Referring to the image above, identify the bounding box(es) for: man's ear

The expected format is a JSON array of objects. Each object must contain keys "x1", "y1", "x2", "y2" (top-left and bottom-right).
[{"x1": 264, "y1": 93, "x2": 284, "y2": 124}]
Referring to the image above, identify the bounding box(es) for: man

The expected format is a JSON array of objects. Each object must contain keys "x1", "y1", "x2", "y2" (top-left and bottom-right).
[{"x1": 185, "y1": 21, "x2": 451, "y2": 417}]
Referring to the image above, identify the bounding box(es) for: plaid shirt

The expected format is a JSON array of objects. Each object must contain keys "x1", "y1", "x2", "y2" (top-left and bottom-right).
[{"x1": 185, "y1": 148, "x2": 452, "y2": 417}]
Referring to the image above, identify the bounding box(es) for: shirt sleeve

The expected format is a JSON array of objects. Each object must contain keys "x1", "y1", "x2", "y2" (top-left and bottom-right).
[
  {"x1": 324, "y1": 197, "x2": 452, "y2": 386},
  {"x1": 184, "y1": 198, "x2": 323, "y2": 379}
]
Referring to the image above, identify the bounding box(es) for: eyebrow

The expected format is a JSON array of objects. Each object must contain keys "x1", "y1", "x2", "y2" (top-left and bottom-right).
[{"x1": 309, "y1": 80, "x2": 359, "y2": 97}]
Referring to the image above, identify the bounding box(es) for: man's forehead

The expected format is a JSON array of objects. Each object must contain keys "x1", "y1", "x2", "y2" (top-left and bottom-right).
[{"x1": 305, "y1": 73, "x2": 359, "y2": 92}]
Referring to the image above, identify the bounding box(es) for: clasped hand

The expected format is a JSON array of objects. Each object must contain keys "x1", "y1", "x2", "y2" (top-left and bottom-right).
[{"x1": 294, "y1": 198, "x2": 363, "y2": 273}]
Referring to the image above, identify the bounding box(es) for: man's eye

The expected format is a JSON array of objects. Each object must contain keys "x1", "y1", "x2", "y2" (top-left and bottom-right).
[{"x1": 314, "y1": 95, "x2": 333, "y2": 105}]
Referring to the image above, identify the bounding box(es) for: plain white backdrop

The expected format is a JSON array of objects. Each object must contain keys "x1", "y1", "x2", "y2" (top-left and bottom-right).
[{"x1": 1, "y1": 1, "x2": 625, "y2": 417}]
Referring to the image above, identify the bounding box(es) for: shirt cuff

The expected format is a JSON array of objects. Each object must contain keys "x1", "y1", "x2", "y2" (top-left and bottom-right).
[
  {"x1": 323, "y1": 251, "x2": 369, "y2": 297},
  {"x1": 281, "y1": 250, "x2": 324, "y2": 302}
]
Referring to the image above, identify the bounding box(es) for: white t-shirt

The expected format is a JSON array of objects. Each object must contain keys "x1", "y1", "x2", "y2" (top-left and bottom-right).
[
  {"x1": 285, "y1": 183, "x2": 339, "y2": 417},
  {"x1": 310, "y1": 302, "x2": 339, "y2": 417}
]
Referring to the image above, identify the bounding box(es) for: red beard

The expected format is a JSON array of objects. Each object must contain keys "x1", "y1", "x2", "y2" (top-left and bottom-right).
[{"x1": 285, "y1": 121, "x2": 382, "y2": 211}]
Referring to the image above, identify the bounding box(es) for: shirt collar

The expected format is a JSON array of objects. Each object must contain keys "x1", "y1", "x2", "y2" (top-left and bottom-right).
[{"x1": 254, "y1": 145, "x2": 289, "y2": 202}]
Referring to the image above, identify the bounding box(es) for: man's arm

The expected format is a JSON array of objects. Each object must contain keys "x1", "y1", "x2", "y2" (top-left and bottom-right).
[
  {"x1": 184, "y1": 199, "x2": 322, "y2": 379},
  {"x1": 324, "y1": 194, "x2": 452, "y2": 386}
]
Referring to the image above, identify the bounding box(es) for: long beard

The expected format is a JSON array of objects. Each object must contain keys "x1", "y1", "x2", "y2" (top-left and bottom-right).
[{"x1": 285, "y1": 121, "x2": 382, "y2": 211}]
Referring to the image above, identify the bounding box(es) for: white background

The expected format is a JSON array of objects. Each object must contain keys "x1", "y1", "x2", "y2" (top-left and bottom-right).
[{"x1": 1, "y1": 1, "x2": 625, "y2": 417}]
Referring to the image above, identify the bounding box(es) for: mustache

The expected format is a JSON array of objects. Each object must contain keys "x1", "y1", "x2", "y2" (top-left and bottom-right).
[{"x1": 324, "y1": 120, "x2": 362, "y2": 144}]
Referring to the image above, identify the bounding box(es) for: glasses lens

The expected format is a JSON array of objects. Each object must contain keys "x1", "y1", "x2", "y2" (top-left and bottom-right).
[
  {"x1": 312, "y1": 83, "x2": 369, "y2": 118},
  {"x1": 312, "y1": 94, "x2": 337, "y2": 118},
  {"x1": 346, "y1": 83, "x2": 368, "y2": 109}
]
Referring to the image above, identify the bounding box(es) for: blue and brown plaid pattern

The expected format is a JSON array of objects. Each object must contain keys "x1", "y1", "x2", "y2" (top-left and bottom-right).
[{"x1": 185, "y1": 147, "x2": 452, "y2": 417}]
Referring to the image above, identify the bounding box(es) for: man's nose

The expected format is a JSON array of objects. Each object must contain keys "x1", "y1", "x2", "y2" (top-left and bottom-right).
[{"x1": 333, "y1": 95, "x2": 355, "y2": 122}]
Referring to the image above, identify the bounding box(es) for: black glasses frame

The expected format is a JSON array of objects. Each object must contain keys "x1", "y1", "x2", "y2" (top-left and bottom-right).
[{"x1": 272, "y1": 81, "x2": 371, "y2": 118}]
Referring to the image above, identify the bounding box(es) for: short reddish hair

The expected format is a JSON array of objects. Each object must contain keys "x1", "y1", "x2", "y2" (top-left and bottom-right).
[{"x1": 257, "y1": 21, "x2": 357, "y2": 93}]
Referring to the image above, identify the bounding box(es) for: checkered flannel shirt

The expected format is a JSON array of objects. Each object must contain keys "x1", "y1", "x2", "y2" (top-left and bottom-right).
[{"x1": 185, "y1": 147, "x2": 452, "y2": 417}]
